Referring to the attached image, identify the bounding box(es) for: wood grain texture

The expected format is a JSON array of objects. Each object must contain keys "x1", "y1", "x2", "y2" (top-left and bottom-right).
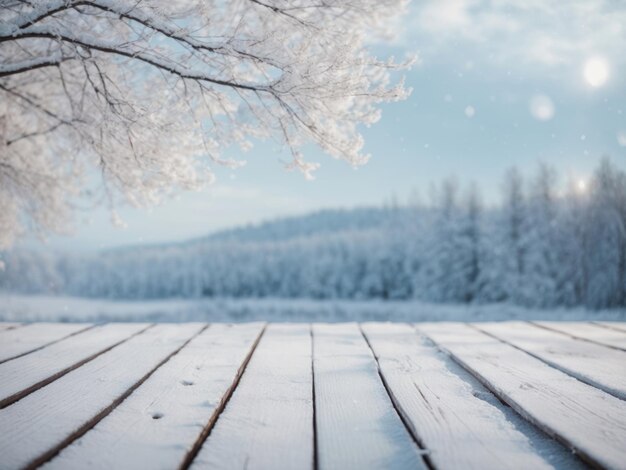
[
  {"x1": 362, "y1": 322, "x2": 577, "y2": 470},
  {"x1": 0, "y1": 323, "x2": 149, "y2": 408},
  {"x1": 534, "y1": 321, "x2": 626, "y2": 351},
  {"x1": 43, "y1": 323, "x2": 264, "y2": 470},
  {"x1": 313, "y1": 323, "x2": 427, "y2": 470},
  {"x1": 419, "y1": 322, "x2": 626, "y2": 470},
  {"x1": 190, "y1": 324, "x2": 313, "y2": 470},
  {"x1": 0, "y1": 323, "x2": 93, "y2": 363},
  {"x1": 0, "y1": 323, "x2": 203, "y2": 470},
  {"x1": 477, "y1": 321, "x2": 626, "y2": 400},
  {"x1": 0, "y1": 321, "x2": 623, "y2": 470}
]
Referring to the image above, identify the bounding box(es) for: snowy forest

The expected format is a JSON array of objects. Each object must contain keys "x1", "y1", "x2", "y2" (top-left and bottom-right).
[{"x1": 2, "y1": 158, "x2": 625, "y2": 310}]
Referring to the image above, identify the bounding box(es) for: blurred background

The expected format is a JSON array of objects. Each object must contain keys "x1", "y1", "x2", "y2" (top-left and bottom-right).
[{"x1": 2, "y1": 0, "x2": 625, "y2": 321}]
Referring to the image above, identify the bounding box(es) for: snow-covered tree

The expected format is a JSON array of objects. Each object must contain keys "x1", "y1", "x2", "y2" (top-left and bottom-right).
[
  {"x1": 523, "y1": 164, "x2": 560, "y2": 306},
  {"x1": 422, "y1": 177, "x2": 465, "y2": 302},
  {"x1": 553, "y1": 178, "x2": 588, "y2": 306},
  {"x1": 585, "y1": 159, "x2": 626, "y2": 308},
  {"x1": 457, "y1": 183, "x2": 484, "y2": 302},
  {"x1": 498, "y1": 167, "x2": 528, "y2": 302},
  {"x1": 0, "y1": 0, "x2": 412, "y2": 248},
  {"x1": 3, "y1": 159, "x2": 626, "y2": 309}
]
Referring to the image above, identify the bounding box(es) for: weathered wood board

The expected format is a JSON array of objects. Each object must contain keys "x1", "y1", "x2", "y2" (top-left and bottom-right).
[
  {"x1": 0, "y1": 323, "x2": 150, "y2": 408},
  {"x1": 1, "y1": 321, "x2": 624, "y2": 470},
  {"x1": 419, "y1": 322, "x2": 626, "y2": 469},
  {"x1": 0, "y1": 324, "x2": 203, "y2": 470},
  {"x1": 477, "y1": 321, "x2": 626, "y2": 399},
  {"x1": 191, "y1": 324, "x2": 314, "y2": 470},
  {"x1": 362, "y1": 322, "x2": 580, "y2": 470},
  {"x1": 594, "y1": 321, "x2": 626, "y2": 333},
  {"x1": 313, "y1": 323, "x2": 427, "y2": 470},
  {"x1": 534, "y1": 321, "x2": 626, "y2": 350},
  {"x1": 44, "y1": 323, "x2": 264, "y2": 469},
  {"x1": 0, "y1": 323, "x2": 92, "y2": 363}
]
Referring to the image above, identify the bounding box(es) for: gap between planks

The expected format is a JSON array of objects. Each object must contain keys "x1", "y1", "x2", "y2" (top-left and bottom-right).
[
  {"x1": 190, "y1": 323, "x2": 426, "y2": 469},
  {"x1": 2, "y1": 322, "x2": 268, "y2": 470},
  {"x1": 40, "y1": 323, "x2": 265, "y2": 470},
  {"x1": 592, "y1": 321, "x2": 626, "y2": 334},
  {"x1": 472, "y1": 322, "x2": 626, "y2": 401},
  {"x1": 530, "y1": 321, "x2": 626, "y2": 352},
  {"x1": 419, "y1": 322, "x2": 626, "y2": 469},
  {"x1": 178, "y1": 323, "x2": 267, "y2": 470},
  {"x1": 358, "y1": 324, "x2": 434, "y2": 468},
  {"x1": 312, "y1": 323, "x2": 428, "y2": 470},
  {"x1": 0, "y1": 324, "x2": 154, "y2": 409},
  {"x1": 362, "y1": 323, "x2": 580, "y2": 470},
  {"x1": 310, "y1": 324, "x2": 319, "y2": 470},
  {"x1": 3, "y1": 321, "x2": 623, "y2": 470},
  {"x1": 0, "y1": 323, "x2": 96, "y2": 365},
  {"x1": 190, "y1": 324, "x2": 315, "y2": 470},
  {"x1": 20, "y1": 325, "x2": 209, "y2": 470}
]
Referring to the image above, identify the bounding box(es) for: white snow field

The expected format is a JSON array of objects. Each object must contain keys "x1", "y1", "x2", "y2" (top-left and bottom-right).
[{"x1": 0, "y1": 294, "x2": 624, "y2": 323}]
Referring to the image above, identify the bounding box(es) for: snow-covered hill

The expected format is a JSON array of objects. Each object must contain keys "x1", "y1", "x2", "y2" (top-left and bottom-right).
[{"x1": 2, "y1": 159, "x2": 626, "y2": 310}]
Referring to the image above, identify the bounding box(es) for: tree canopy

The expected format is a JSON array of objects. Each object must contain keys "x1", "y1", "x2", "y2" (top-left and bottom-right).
[{"x1": 0, "y1": 0, "x2": 411, "y2": 248}]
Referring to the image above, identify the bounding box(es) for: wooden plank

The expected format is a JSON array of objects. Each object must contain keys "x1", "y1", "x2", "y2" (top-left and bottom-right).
[
  {"x1": 361, "y1": 323, "x2": 579, "y2": 470},
  {"x1": 190, "y1": 324, "x2": 313, "y2": 470},
  {"x1": 313, "y1": 323, "x2": 427, "y2": 470},
  {"x1": 594, "y1": 321, "x2": 626, "y2": 333},
  {"x1": 0, "y1": 323, "x2": 203, "y2": 470},
  {"x1": 477, "y1": 321, "x2": 626, "y2": 400},
  {"x1": 44, "y1": 323, "x2": 264, "y2": 470},
  {"x1": 419, "y1": 322, "x2": 626, "y2": 469},
  {"x1": 0, "y1": 323, "x2": 93, "y2": 363},
  {"x1": 535, "y1": 321, "x2": 626, "y2": 351},
  {"x1": 0, "y1": 323, "x2": 150, "y2": 408},
  {"x1": 0, "y1": 322, "x2": 23, "y2": 331}
]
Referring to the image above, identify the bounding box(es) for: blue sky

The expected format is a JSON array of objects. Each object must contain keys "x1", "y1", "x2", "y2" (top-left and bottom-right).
[{"x1": 42, "y1": 0, "x2": 626, "y2": 251}]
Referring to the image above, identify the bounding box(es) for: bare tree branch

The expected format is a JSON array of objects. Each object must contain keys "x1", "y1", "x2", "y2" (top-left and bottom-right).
[{"x1": 0, "y1": 0, "x2": 411, "y2": 249}]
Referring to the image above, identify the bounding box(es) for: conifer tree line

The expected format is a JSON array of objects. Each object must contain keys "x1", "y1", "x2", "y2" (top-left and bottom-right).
[{"x1": 2, "y1": 158, "x2": 625, "y2": 309}]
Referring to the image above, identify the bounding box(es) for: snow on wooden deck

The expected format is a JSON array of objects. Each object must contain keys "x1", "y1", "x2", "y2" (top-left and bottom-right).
[{"x1": 0, "y1": 322, "x2": 624, "y2": 470}]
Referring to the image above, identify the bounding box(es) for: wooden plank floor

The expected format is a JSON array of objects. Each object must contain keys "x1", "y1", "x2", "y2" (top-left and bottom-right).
[{"x1": 0, "y1": 322, "x2": 624, "y2": 470}]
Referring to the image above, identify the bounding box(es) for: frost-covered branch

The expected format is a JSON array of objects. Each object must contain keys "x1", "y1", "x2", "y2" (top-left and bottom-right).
[{"x1": 0, "y1": 0, "x2": 411, "y2": 248}]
